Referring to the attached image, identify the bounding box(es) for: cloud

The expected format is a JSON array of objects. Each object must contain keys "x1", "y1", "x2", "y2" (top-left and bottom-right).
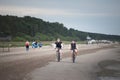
[
  {"x1": 0, "y1": 5, "x2": 120, "y2": 17},
  {"x1": 0, "y1": 6, "x2": 71, "y2": 16}
]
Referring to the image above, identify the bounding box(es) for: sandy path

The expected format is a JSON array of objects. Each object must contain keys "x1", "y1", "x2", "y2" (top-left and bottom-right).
[
  {"x1": 26, "y1": 45, "x2": 120, "y2": 80},
  {"x1": 0, "y1": 44, "x2": 106, "y2": 63},
  {"x1": 0, "y1": 44, "x2": 118, "y2": 80}
]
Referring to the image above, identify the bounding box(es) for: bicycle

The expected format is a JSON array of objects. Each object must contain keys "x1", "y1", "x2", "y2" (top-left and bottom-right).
[
  {"x1": 72, "y1": 49, "x2": 76, "y2": 63},
  {"x1": 56, "y1": 48, "x2": 61, "y2": 62}
]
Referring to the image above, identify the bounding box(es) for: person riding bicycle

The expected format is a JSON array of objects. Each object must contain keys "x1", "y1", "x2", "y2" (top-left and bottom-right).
[
  {"x1": 71, "y1": 40, "x2": 78, "y2": 63},
  {"x1": 71, "y1": 40, "x2": 78, "y2": 55},
  {"x1": 55, "y1": 38, "x2": 62, "y2": 49},
  {"x1": 55, "y1": 38, "x2": 63, "y2": 60}
]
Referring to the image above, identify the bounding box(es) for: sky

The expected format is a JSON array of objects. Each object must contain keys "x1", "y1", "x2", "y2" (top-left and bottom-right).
[{"x1": 0, "y1": 0, "x2": 120, "y2": 35}]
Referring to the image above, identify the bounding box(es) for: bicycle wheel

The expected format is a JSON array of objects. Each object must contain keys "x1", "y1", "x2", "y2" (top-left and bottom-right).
[
  {"x1": 57, "y1": 52, "x2": 60, "y2": 62},
  {"x1": 72, "y1": 52, "x2": 75, "y2": 63}
]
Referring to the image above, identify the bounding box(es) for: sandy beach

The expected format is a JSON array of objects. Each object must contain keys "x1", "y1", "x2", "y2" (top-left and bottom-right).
[{"x1": 0, "y1": 44, "x2": 119, "y2": 80}]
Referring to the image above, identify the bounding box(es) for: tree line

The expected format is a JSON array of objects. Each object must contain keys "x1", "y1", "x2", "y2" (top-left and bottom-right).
[{"x1": 0, "y1": 15, "x2": 120, "y2": 41}]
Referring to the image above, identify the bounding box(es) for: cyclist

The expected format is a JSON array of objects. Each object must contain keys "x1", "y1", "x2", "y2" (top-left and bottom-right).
[
  {"x1": 70, "y1": 40, "x2": 78, "y2": 62},
  {"x1": 55, "y1": 38, "x2": 63, "y2": 60}
]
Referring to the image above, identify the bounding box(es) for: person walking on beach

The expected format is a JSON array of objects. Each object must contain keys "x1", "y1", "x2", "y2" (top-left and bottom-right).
[{"x1": 25, "y1": 40, "x2": 30, "y2": 51}]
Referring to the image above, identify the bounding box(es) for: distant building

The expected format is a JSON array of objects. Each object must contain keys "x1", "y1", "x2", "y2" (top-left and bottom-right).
[{"x1": 88, "y1": 39, "x2": 96, "y2": 44}]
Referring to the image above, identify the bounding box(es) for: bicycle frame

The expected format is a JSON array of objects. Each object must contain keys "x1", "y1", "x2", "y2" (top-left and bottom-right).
[
  {"x1": 56, "y1": 48, "x2": 61, "y2": 62},
  {"x1": 72, "y1": 49, "x2": 76, "y2": 63}
]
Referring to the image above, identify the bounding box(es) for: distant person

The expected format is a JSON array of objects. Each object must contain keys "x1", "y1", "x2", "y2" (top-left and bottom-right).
[
  {"x1": 32, "y1": 41, "x2": 38, "y2": 48},
  {"x1": 55, "y1": 38, "x2": 63, "y2": 60},
  {"x1": 25, "y1": 40, "x2": 30, "y2": 51},
  {"x1": 32, "y1": 40, "x2": 35, "y2": 48},
  {"x1": 34, "y1": 41, "x2": 38, "y2": 48},
  {"x1": 55, "y1": 38, "x2": 62, "y2": 49},
  {"x1": 70, "y1": 40, "x2": 78, "y2": 63},
  {"x1": 38, "y1": 42, "x2": 43, "y2": 48},
  {"x1": 71, "y1": 40, "x2": 78, "y2": 55}
]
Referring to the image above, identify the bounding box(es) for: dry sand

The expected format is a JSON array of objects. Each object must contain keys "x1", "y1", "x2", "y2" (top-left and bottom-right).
[
  {"x1": 0, "y1": 44, "x2": 119, "y2": 80},
  {"x1": 24, "y1": 44, "x2": 120, "y2": 80}
]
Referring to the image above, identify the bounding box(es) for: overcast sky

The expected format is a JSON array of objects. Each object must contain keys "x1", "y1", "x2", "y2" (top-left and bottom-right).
[{"x1": 0, "y1": 0, "x2": 120, "y2": 35}]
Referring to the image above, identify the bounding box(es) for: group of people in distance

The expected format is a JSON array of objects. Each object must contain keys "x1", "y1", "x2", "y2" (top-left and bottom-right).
[
  {"x1": 32, "y1": 41, "x2": 43, "y2": 48},
  {"x1": 25, "y1": 38, "x2": 78, "y2": 61},
  {"x1": 25, "y1": 40, "x2": 43, "y2": 51}
]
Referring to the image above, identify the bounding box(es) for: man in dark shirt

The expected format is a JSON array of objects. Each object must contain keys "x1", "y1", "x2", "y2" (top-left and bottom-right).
[
  {"x1": 71, "y1": 41, "x2": 76, "y2": 50},
  {"x1": 55, "y1": 38, "x2": 62, "y2": 49},
  {"x1": 55, "y1": 38, "x2": 63, "y2": 60},
  {"x1": 71, "y1": 40, "x2": 78, "y2": 55}
]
